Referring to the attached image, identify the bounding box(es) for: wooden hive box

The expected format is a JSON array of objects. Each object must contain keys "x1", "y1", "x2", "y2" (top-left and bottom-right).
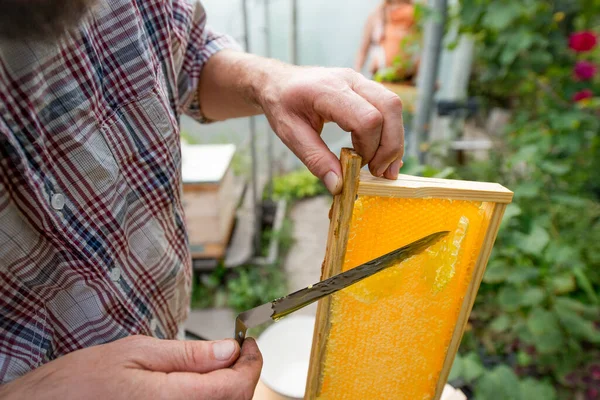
[
  {"x1": 306, "y1": 149, "x2": 513, "y2": 400},
  {"x1": 181, "y1": 144, "x2": 240, "y2": 260}
]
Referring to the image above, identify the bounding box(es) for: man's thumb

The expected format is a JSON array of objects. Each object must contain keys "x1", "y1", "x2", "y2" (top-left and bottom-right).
[{"x1": 131, "y1": 337, "x2": 240, "y2": 373}]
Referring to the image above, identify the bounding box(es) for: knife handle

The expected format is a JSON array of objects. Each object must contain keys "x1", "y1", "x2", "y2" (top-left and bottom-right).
[{"x1": 234, "y1": 316, "x2": 247, "y2": 348}]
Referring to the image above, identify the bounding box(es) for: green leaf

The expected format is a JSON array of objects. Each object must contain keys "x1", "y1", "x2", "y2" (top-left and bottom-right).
[
  {"x1": 551, "y1": 274, "x2": 576, "y2": 295},
  {"x1": 506, "y1": 267, "x2": 540, "y2": 285},
  {"x1": 502, "y1": 203, "x2": 522, "y2": 223},
  {"x1": 550, "y1": 194, "x2": 590, "y2": 207},
  {"x1": 572, "y1": 268, "x2": 599, "y2": 304},
  {"x1": 481, "y1": 2, "x2": 522, "y2": 31},
  {"x1": 554, "y1": 302, "x2": 600, "y2": 343},
  {"x1": 520, "y1": 287, "x2": 546, "y2": 307},
  {"x1": 539, "y1": 161, "x2": 571, "y2": 176},
  {"x1": 544, "y1": 244, "x2": 580, "y2": 268},
  {"x1": 510, "y1": 144, "x2": 538, "y2": 164},
  {"x1": 498, "y1": 286, "x2": 522, "y2": 312},
  {"x1": 447, "y1": 354, "x2": 463, "y2": 382},
  {"x1": 515, "y1": 320, "x2": 535, "y2": 344},
  {"x1": 514, "y1": 182, "x2": 541, "y2": 199},
  {"x1": 432, "y1": 167, "x2": 456, "y2": 179},
  {"x1": 474, "y1": 365, "x2": 522, "y2": 400},
  {"x1": 554, "y1": 297, "x2": 600, "y2": 320},
  {"x1": 517, "y1": 351, "x2": 532, "y2": 366},
  {"x1": 519, "y1": 378, "x2": 557, "y2": 400},
  {"x1": 516, "y1": 225, "x2": 550, "y2": 255},
  {"x1": 490, "y1": 314, "x2": 512, "y2": 333},
  {"x1": 462, "y1": 353, "x2": 485, "y2": 383},
  {"x1": 483, "y1": 261, "x2": 511, "y2": 284},
  {"x1": 528, "y1": 50, "x2": 553, "y2": 70},
  {"x1": 527, "y1": 309, "x2": 564, "y2": 354}
]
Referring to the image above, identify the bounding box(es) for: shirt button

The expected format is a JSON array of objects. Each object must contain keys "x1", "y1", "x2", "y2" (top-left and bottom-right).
[
  {"x1": 150, "y1": 318, "x2": 158, "y2": 331},
  {"x1": 51, "y1": 193, "x2": 65, "y2": 210},
  {"x1": 109, "y1": 268, "x2": 121, "y2": 282}
]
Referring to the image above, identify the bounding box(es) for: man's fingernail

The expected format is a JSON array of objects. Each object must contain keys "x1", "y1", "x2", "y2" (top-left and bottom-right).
[
  {"x1": 399, "y1": 160, "x2": 404, "y2": 169},
  {"x1": 387, "y1": 159, "x2": 402, "y2": 179},
  {"x1": 213, "y1": 340, "x2": 235, "y2": 361},
  {"x1": 324, "y1": 171, "x2": 341, "y2": 194}
]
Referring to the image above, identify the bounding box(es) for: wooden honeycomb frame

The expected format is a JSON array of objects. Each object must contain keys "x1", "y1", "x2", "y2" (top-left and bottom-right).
[{"x1": 305, "y1": 148, "x2": 513, "y2": 399}]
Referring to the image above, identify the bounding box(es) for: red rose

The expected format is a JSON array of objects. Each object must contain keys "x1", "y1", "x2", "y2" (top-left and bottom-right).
[
  {"x1": 574, "y1": 61, "x2": 597, "y2": 80},
  {"x1": 573, "y1": 89, "x2": 593, "y2": 102},
  {"x1": 569, "y1": 31, "x2": 598, "y2": 52}
]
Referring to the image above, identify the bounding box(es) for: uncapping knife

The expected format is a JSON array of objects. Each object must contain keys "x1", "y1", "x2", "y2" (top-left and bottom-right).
[{"x1": 234, "y1": 230, "x2": 449, "y2": 346}]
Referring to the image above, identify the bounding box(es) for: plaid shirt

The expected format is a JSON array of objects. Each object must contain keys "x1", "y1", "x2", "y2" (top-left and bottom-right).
[{"x1": 0, "y1": 0, "x2": 238, "y2": 383}]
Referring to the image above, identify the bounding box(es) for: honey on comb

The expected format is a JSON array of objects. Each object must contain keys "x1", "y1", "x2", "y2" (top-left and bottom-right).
[{"x1": 317, "y1": 197, "x2": 494, "y2": 400}]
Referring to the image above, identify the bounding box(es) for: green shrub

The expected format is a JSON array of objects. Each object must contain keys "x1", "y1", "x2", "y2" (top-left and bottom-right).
[
  {"x1": 449, "y1": 1, "x2": 600, "y2": 398},
  {"x1": 269, "y1": 168, "x2": 328, "y2": 201}
]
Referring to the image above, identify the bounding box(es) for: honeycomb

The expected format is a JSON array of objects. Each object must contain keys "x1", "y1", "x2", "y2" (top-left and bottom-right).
[{"x1": 317, "y1": 196, "x2": 494, "y2": 400}]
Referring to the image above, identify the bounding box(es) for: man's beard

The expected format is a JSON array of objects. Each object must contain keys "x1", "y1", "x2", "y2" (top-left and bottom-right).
[{"x1": 0, "y1": 0, "x2": 94, "y2": 42}]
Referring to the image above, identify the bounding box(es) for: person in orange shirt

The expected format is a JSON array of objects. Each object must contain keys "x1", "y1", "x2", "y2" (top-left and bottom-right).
[{"x1": 355, "y1": 0, "x2": 420, "y2": 82}]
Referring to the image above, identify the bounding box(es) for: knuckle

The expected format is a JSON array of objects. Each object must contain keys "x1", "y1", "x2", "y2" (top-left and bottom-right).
[
  {"x1": 334, "y1": 67, "x2": 358, "y2": 83},
  {"x1": 361, "y1": 109, "x2": 383, "y2": 131},
  {"x1": 183, "y1": 341, "x2": 202, "y2": 367},
  {"x1": 398, "y1": 140, "x2": 405, "y2": 155},
  {"x1": 388, "y1": 136, "x2": 404, "y2": 154},
  {"x1": 384, "y1": 94, "x2": 403, "y2": 111},
  {"x1": 303, "y1": 151, "x2": 328, "y2": 175},
  {"x1": 340, "y1": 67, "x2": 356, "y2": 77}
]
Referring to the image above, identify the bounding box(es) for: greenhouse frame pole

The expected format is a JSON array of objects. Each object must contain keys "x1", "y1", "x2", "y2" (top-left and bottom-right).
[
  {"x1": 290, "y1": 0, "x2": 298, "y2": 64},
  {"x1": 410, "y1": 0, "x2": 448, "y2": 162},
  {"x1": 242, "y1": 0, "x2": 261, "y2": 254},
  {"x1": 264, "y1": 0, "x2": 274, "y2": 199}
]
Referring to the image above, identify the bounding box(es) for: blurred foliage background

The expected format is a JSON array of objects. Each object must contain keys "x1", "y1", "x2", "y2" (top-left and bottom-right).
[{"x1": 445, "y1": 1, "x2": 600, "y2": 399}]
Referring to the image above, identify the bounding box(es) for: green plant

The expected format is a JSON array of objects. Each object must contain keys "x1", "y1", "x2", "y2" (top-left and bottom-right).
[
  {"x1": 190, "y1": 263, "x2": 228, "y2": 309},
  {"x1": 269, "y1": 168, "x2": 328, "y2": 201},
  {"x1": 454, "y1": 0, "x2": 600, "y2": 110},
  {"x1": 226, "y1": 217, "x2": 293, "y2": 312},
  {"x1": 452, "y1": 108, "x2": 600, "y2": 398},
  {"x1": 191, "y1": 216, "x2": 293, "y2": 317},
  {"x1": 260, "y1": 218, "x2": 294, "y2": 257},
  {"x1": 226, "y1": 263, "x2": 287, "y2": 313},
  {"x1": 448, "y1": 1, "x2": 600, "y2": 398},
  {"x1": 401, "y1": 156, "x2": 459, "y2": 179},
  {"x1": 450, "y1": 353, "x2": 558, "y2": 399}
]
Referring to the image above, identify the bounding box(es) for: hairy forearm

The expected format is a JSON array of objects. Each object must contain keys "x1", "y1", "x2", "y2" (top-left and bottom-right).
[{"x1": 197, "y1": 50, "x2": 285, "y2": 121}]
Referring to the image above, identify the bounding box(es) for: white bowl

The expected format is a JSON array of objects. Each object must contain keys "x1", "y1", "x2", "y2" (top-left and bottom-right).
[{"x1": 256, "y1": 315, "x2": 316, "y2": 399}]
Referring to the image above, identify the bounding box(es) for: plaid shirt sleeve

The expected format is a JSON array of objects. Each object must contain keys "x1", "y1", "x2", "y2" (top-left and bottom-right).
[{"x1": 170, "y1": 0, "x2": 242, "y2": 122}]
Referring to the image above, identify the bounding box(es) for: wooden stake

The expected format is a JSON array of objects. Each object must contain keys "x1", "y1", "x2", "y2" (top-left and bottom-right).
[{"x1": 304, "y1": 148, "x2": 362, "y2": 399}]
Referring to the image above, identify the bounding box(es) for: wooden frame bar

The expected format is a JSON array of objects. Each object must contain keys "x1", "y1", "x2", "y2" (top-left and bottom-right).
[
  {"x1": 305, "y1": 148, "x2": 363, "y2": 398},
  {"x1": 305, "y1": 148, "x2": 513, "y2": 399}
]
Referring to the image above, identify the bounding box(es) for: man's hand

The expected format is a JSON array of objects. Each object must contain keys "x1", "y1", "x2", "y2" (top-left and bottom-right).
[
  {"x1": 259, "y1": 66, "x2": 405, "y2": 194},
  {"x1": 0, "y1": 335, "x2": 262, "y2": 400},
  {"x1": 198, "y1": 51, "x2": 405, "y2": 194}
]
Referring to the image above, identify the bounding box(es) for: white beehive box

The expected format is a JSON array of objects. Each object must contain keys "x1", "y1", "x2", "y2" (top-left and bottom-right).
[{"x1": 181, "y1": 143, "x2": 240, "y2": 259}]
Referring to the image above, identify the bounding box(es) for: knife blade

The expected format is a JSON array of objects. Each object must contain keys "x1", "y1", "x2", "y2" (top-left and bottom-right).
[{"x1": 234, "y1": 230, "x2": 449, "y2": 346}]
